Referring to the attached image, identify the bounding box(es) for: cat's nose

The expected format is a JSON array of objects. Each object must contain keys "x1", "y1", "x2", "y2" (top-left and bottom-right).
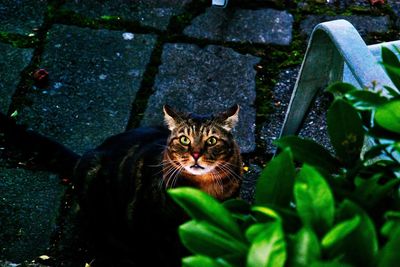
[{"x1": 192, "y1": 152, "x2": 200, "y2": 160}]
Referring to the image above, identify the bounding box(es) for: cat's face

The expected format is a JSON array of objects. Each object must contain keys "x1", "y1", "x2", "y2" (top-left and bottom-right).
[{"x1": 163, "y1": 105, "x2": 240, "y2": 178}]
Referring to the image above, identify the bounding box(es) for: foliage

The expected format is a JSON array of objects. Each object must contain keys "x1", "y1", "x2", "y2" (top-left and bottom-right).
[{"x1": 168, "y1": 46, "x2": 400, "y2": 266}]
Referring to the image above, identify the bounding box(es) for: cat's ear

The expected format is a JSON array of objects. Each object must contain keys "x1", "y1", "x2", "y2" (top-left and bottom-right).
[
  {"x1": 163, "y1": 105, "x2": 182, "y2": 131},
  {"x1": 217, "y1": 104, "x2": 240, "y2": 132}
]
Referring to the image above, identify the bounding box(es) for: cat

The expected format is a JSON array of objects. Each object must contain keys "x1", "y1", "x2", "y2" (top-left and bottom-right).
[{"x1": 0, "y1": 104, "x2": 243, "y2": 266}]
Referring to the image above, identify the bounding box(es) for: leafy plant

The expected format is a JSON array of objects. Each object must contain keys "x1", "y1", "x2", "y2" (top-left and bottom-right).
[{"x1": 168, "y1": 46, "x2": 400, "y2": 267}]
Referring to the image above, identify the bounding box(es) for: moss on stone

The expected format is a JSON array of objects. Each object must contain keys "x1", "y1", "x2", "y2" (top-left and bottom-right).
[{"x1": 0, "y1": 32, "x2": 38, "y2": 48}]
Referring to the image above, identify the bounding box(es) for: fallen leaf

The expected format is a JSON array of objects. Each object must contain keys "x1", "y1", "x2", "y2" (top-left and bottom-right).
[{"x1": 370, "y1": 0, "x2": 385, "y2": 5}]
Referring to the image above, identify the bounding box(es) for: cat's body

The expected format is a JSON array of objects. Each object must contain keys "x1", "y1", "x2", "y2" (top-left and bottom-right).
[
  {"x1": 0, "y1": 105, "x2": 243, "y2": 266},
  {"x1": 75, "y1": 126, "x2": 183, "y2": 266}
]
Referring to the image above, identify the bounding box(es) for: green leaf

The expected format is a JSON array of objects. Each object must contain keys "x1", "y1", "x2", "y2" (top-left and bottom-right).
[
  {"x1": 223, "y1": 199, "x2": 252, "y2": 222},
  {"x1": 381, "y1": 46, "x2": 400, "y2": 90},
  {"x1": 378, "y1": 229, "x2": 400, "y2": 267},
  {"x1": 287, "y1": 228, "x2": 320, "y2": 267},
  {"x1": 100, "y1": 15, "x2": 120, "y2": 20},
  {"x1": 381, "y1": 63, "x2": 400, "y2": 91},
  {"x1": 246, "y1": 221, "x2": 287, "y2": 267},
  {"x1": 394, "y1": 142, "x2": 400, "y2": 153},
  {"x1": 182, "y1": 256, "x2": 232, "y2": 267},
  {"x1": 363, "y1": 143, "x2": 390, "y2": 161},
  {"x1": 274, "y1": 136, "x2": 339, "y2": 173},
  {"x1": 325, "y1": 200, "x2": 378, "y2": 267},
  {"x1": 252, "y1": 206, "x2": 282, "y2": 222},
  {"x1": 353, "y1": 175, "x2": 400, "y2": 209},
  {"x1": 381, "y1": 211, "x2": 400, "y2": 238},
  {"x1": 321, "y1": 216, "x2": 361, "y2": 249},
  {"x1": 344, "y1": 90, "x2": 388, "y2": 110},
  {"x1": 246, "y1": 223, "x2": 271, "y2": 243},
  {"x1": 326, "y1": 82, "x2": 358, "y2": 96},
  {"x1": 294, "y1": 164, "x2": 334, "y2": 236},
  {"x1": 368, "y1": 124, "x2": 400, "y2": 140},
  {"x1": 223, "y1": 199, "x2": 251, "y2": 214},
  {"x1": 375, "y1": 100, "x2": 400, "y2": 134},
  {"x1": 383, "y1": 85, "x2": 400, "y2": 97},
  {"x1": 10, "y1": 110, "x2": 18, "y2": 118},
  {"x1": 382, "y1": 46, "x2": 400, "y2": 67},
  {"x1": 255, "y1": 148, "x2": 295, "y2": 208},
  {"x1": 179, "y1": 220, "x2": 248, "y2": 258},
  {"x1": 168, "y1": 187, "x2": 242, "y2": 240},
  {"x1": 327, "y1": 99, "x2": 365, "y2": 165},
  {"x1": 310, "y1": 261, "x2": 353, "y2": 267}
]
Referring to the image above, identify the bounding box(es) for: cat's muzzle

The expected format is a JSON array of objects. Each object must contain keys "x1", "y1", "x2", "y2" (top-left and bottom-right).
[{"x1": 190, "y1": 164, "x2": 205, "y2": 169}]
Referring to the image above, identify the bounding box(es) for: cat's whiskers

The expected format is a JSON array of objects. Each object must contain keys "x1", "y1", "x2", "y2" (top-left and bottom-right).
[
  {"x1": 163, "y1": 165, "x2": 178, "y2": 187},
  {"x1": 163, "y1": 162, "x2": 184, "y2": 189},
  {"x1": 222, "y1": 161, "x2": 243, "y2": 179},
  {"x1": 159, "y1": 160, "x2": 177, "y2": 188},
  {"x1": 167, "y1": 165, "x2": 184, "y2": 189},
  {"x1": 170, "y1": 165, "x2": 184, "y2": 188},
  {"x1": 149, "y1": 159, "x2": 172, "y2": 168},
  {"x1": 216, "y1": 163, "x2": 242, "y2": 181},
  {"x1": 211, "y1": 171, "x2": 224, "y2": 196},
  {"x1": 153, "y1": 159, "x2": 176, "y2": 182}
]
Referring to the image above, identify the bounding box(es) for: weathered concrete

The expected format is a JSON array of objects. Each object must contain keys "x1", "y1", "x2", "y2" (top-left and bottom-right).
[
  {"x1": 300, "y1": 15, "x2": 390, "y2": 38},
  {"x1": 0, "y1": 0, "x2": 47, "y2": 35},
  {"x1": 63, "y1": 0, "x2": 192, "y2": 31},
  {"x1": 142, "y1": 43, "x2": 260, "y2": 153},
  {"x1": 0, "y1": 43, "x2": 33, "y2": 113},
  {"x1": 0, "y1": 168, "x2": 65, "y2": 262},
  {"x1": 18, "y1": 25, "x2": 157, "y2": 154},
  {"x1": 184, "y1": 8, "x2": 293, "y2": 45}
]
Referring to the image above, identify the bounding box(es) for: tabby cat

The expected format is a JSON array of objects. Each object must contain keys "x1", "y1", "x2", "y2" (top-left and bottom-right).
[{"x1": 0, "y1": 105, "x2": 243, "y2": 266}]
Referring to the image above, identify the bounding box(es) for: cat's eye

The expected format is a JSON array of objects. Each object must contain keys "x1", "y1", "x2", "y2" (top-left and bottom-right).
[
  {"x1": 179, "y1": 136, "x2": 191, "y2": 146},
  {"x1": 206, "y1": 137, "x2": 217, "y2": 146}
]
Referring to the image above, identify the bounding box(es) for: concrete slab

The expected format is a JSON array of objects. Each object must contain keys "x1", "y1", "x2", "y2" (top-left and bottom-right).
[
  {"x1": 300, "y1": 15, "x2": 390, "y2": 38},
  {"x1": 0, "y1": 0, "x2": 47, "y2": 35},
  {"x1": 184, "y1": 8, "x2": 293, "y2": 45},
  {"x1": 0, "y1": 168, "x2": 65, "y2": 262},
  {"x1": 18, "y1": 25, "x2": 157, "y2": 154},
  {"x1": 141, "y1": 43, "x2": 260, "y2": 153},
  {"x1": 0, "y1": 43, "x2": 33, "y2": 113},
  {"x1": 63, "y1": 0, "x2": 192, "y2": 31}
]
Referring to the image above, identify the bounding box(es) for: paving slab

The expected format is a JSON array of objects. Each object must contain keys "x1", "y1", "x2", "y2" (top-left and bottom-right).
[
  {"x1": 0, "y1": 0, "x2": 47, "y2": 35},
  {"x1": 388, "y1": 0, "x2": 400, "y2": 28},
  {"x1": 0, "y1": 168, "x2": 65, "y2": 262},
  {"x1": 298, "y1": 0, "x2": 370, "y2": 10},
  {"x1": 183, "y1": 8, "x2": 293, "y2": 45},
  {"x1": 141, "y1": 43, "x2": 260, "y2": 153},
  {"x1": 388, "y1": 0, "x2": 400, "y2": 15},
  {"x1": 261, "y1": 67, "x2": 332, "y2": 154},
  {"x1": 0, "y1": 43, "x2": 33, "y2": 113},
  {"x1": 18, "y1": 25, "x2": 157, "y2": 154},
  {"x1": 300, "y1": 15, "x2": 390, "y2": 38},
  {"x1": 63, "y1": 0, "x2": 192, "y2": 31}
]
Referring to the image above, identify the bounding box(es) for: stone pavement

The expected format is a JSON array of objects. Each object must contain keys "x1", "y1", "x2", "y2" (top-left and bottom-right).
[{"x1": 0, "y1": 0, "x2": 399, "y2": 266}]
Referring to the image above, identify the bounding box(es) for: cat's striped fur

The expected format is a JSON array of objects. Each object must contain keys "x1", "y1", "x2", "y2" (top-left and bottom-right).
[{"x1": 0, "y1": 105, "x2": 243, "y2": 266}]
